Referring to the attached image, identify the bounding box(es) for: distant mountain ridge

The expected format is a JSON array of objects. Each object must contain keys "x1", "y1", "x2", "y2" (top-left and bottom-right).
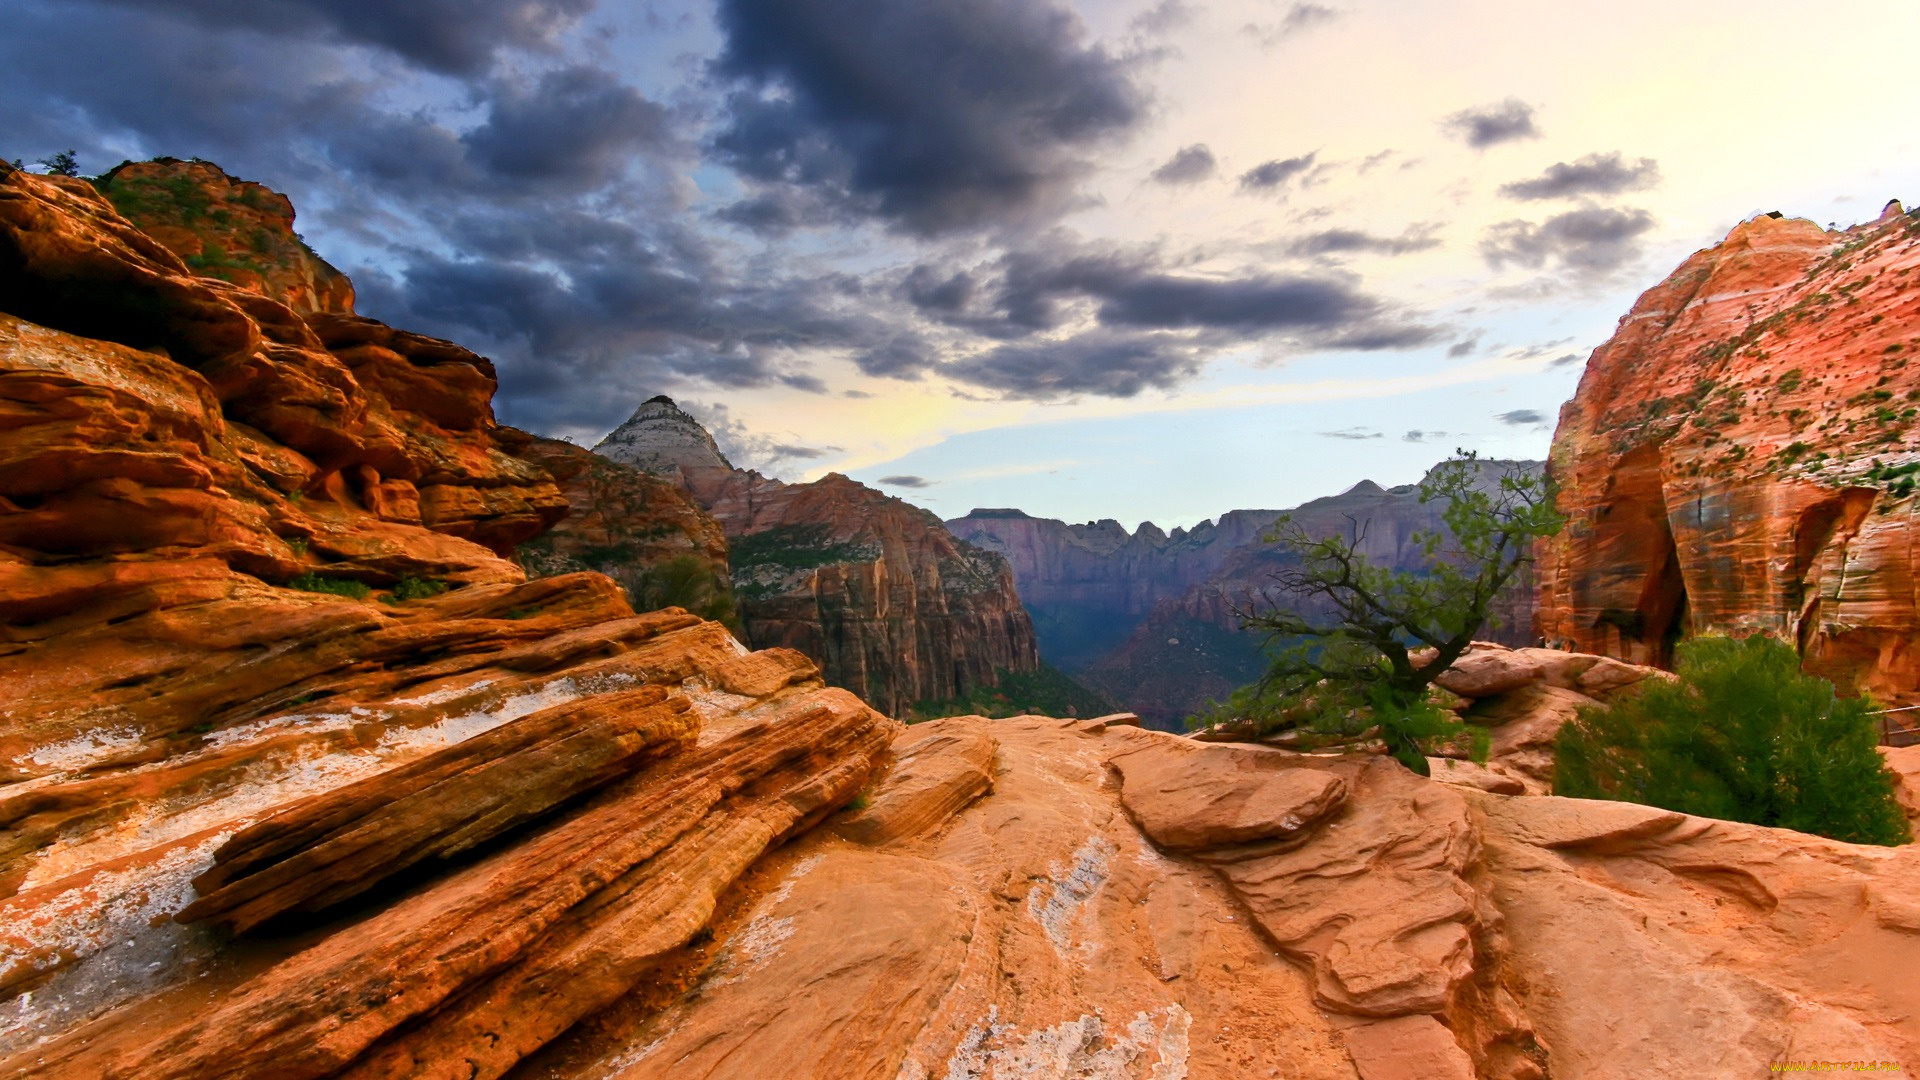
[{"x1": 952, "y1": 465, "x2": 1542, "y2": 727}]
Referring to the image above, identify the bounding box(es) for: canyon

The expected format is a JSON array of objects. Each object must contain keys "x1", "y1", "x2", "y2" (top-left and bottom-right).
[
  {"x1": 589, "y1": 398, "x2": 1044, "y2": 719},
  {"x1": 1540, "y1": 202, "x2": 1920, "y2": 703},
  {"x1": 3, "y1": 155, "x2": 1919, "y2": 1080},
  {"x1": 952, "y1": 465, "x2": 1538, "y2": 728}
]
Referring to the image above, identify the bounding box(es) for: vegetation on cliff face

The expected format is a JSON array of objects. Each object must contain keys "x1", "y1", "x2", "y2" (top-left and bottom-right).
[
  {"x1": 1199, "y1": 454, "x2": 1564, "y2": 773},
  {"x1": 1555, "y1": 635, "x2": 1911, "y2": 846},
  {"x1": 514, "y1": 438, "x2": 738, "y2": 628},
  {"x1": 908, "y1": 662, "x2": 1117, "y2": 723}
]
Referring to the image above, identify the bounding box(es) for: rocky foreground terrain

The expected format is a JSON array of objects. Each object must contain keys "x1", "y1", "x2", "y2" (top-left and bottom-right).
[
  {"x1": 1542, "y1": 202, "x2": 1920, "y2": 702},
  {"x1": 954, "y1": 467, "x2": 1537, "y2": 728}
]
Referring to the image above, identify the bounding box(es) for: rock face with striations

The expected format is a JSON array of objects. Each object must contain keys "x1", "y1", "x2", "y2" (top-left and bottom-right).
[
  {"x1": 0, "y1": 160, "x2": 895, "y2": 1077},
  {"x1": 93, "y1": 157, "x2": 357, "y2": 316},
  {"x1": 592, "y1": 397, "x2": 1040, "y2": 717},
  {"x1": 958, "y1": 464, "x2": 1540, "y2": 728},
  {"x1": 1539, "y1": 202, "x2": 1920, "y2": 700},
  {"x1": 462, "y1": 711, "x2": 1919, "y2": 1079}
]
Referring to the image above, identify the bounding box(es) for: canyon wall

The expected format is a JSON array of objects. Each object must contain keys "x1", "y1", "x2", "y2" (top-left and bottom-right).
[
  {"x1": 594, "y1": 399, "x2": 1041, "y2": 718},
  {"x1": 1539, "y1": 202, "x2": 1920, "y2": 701},
  {"x1": 959, "y1": 466, "x2": 1539, "y2": 727},
  {"x1": 947, "y1": 507, "x2": 1281, "y2": 670}
]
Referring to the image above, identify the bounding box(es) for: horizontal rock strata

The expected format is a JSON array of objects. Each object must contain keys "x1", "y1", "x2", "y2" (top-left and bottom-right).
[{"x1": 1540, "y1": 202, "x2": 1920, "y2": 699}]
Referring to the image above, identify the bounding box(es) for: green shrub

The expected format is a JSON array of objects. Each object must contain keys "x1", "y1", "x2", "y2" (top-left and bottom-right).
[
  {"x1": 1554, "y1": 636, "x2": 1910, "y2": 846},
  {"x1": 287, "y1": 572, "x2": 371, "y2": 600},
  {"x1": 380, "y1": 576, "x2": 449, "y2": 604}
]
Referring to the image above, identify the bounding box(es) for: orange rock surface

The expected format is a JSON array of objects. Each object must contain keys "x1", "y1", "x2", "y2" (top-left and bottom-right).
[
  {"x1": 94, "y1": 158, "x2": 356, "y2": 315},
  {"x1": 509, "y1": 715, "x2": 1920, "y2": 1079},
  {"x1": 690, "y1": 464, "x2": 1043, "y2": 717},
  {"x1": 513, "y1": 434, "x2": 736, "y2": 621},
  {"x1": 1539, "y1": 202, "x2": 1920, "y2": 699}
]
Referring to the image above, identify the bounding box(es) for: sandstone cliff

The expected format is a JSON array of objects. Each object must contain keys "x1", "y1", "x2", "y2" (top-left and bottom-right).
[
  {"x1": 959, "y1": 466, "x2": 1539, "y2": 728},
  {"x1": 94, "y1": 157, "x2": 356, "y2": 316},
  {"x1": 1539, "y1": 202, "x2": 1920, "y2": 701},
  {"x1": 591, "y1": 398, "x2": 1042, "y2": 718},
  {"x1": 514, "y1": 434, "x2": 737, "y2": 626},
  {"x1": 0, "y1": 160, "x2": 895, "y2": 1076},
  {"x1": 463, "y1": 709, "x2": 1919, "y2": 1079}
]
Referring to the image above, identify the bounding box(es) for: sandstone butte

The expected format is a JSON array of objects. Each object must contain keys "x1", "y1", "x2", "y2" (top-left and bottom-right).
[
  {"x1": 953, "y1": 466, "x2": 1538, "y2": 728},
  {"x1": 1540, "y1": 201, "x2": 1920, "y2": 705},
  {"x1": 4, "y1": 158, "x2": 1920, "y2": 1080},
  {"x1": 591, "y1": 396, "x2": 1042, "y2": 719}
]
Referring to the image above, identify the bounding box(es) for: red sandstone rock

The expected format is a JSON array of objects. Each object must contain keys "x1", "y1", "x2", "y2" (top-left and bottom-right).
[
  {"x1": 94, "y1": 158, "x2": 356, "y2": 316},
  {"x1": 592, "y1": 398, "x2": 1044, "y2": 718},
  {"x1": 176, "y1": 685, "x2": 700, "y2": 933},
  {"x1": 513, "y1": 435, "x2": 734, "y2": 621},
  {"x1": 1539, "y1": 204, "x2": 1920, "y2": 700},
  {"x1": 833, "y1": 723, "x2": 996, "y2": 846}
]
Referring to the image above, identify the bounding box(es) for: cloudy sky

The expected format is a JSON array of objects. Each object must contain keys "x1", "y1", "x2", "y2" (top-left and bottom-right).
[{"x1": 7, "y1": 0, "x2": 1919, "y2": 527}]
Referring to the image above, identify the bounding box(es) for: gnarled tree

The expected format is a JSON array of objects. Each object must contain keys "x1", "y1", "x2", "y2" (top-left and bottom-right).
[{"x1": 1205, "y1": 453, "x2": 1564, "y2": 773}]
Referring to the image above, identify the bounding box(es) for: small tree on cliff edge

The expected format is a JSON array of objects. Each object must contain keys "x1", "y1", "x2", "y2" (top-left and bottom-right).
[{"x1": 1200, "y1": 452, "x2": 1564, "y2": 774}]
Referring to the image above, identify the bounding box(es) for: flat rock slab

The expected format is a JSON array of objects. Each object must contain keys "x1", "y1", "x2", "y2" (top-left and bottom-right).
[
  {"x1": 1111, "y1": 736, "x2": 1346, "y2": 850},
  {"x1": 834, "y1": 720, "x2": 996, "y2": 846}
]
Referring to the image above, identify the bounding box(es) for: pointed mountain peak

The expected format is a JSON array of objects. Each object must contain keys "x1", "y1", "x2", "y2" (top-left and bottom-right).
[{"x1": 594, "y1": 395, "x2": 735, "y2": 476}]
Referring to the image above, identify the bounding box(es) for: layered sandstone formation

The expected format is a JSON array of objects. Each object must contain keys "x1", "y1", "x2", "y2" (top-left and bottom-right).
[
  {"x1": 591, "y1": 398, "x2": 1041, "y2": 717},
  {"x1": 514, "y1": 435, "x2": 736, "y2": 624},
  {"x1": 499, "y1": 713, "x2": 1920, "y2": 1079},
  {"x1": 980, "y1": 467, "x2": 1539, "y2": 728},
  {"x1": 0, "y1": 160, "x2": 895, "y2": 1076},
  {"x1": 94, "y1": 157, "x2": 356, "y2": 316},
  {"x1": 1539, "y1": 202, "x2": 1920, "y2": 699}
]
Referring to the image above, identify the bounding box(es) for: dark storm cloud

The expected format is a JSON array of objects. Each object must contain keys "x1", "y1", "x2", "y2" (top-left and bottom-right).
[
  {"x1": 855, "y1": 336, "x2": 937, "y2": 379},
  {"x1": 990, "y1": 247, "x2": 1431, "y2": 341},
  {"x1": 0, "y1": 0, "x2": 1444, "y2": 429},
  {"x1": 903, "y1": 266, "x2": 977, "y2": 314},
  {"x1": 1238, "y1": 153, "x2": 1316, "y2": 191},
  {"x1": 1151, "y1": 144, "x2": 1217, "y2": 185},
  {"x1": 1480, "y1": 206, "x2": 1656, "y2": 275},
  {"x1": 461, "y1": 67, "x2": 669, "y2": 189},
  {"x1": 90, "y1": 0, "x2": 594, "y2": 75},
  {"x1": 944, "y1": 333, "x2": 1201, "y2": 398},
  {"x1": 1442, "y1": 99, "x2": 1539, "y2": 148},
  {"x1": 878, "y1": 475, "x2": 934, "y2": 488},
  {"x1": 1497, "y1": 409, "x2": 1547, "y2": 425},
  {"x1": 1499, "y1": 152, "x2": 1659, "y2": 201},
  {"x1": 710, "y1": 0, "x2": 1148, "y2": 235},
  {"x1": 1288, "y1": 225, "x2": 1441, "y2": 257}
]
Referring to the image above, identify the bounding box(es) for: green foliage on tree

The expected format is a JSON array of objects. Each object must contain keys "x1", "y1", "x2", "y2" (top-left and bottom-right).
[
  {"x1": 1197, "y1": 453, "x2": 1564, "y2": 774},
  {"x1": 36, "y1": 149, "x2": 80, "y2": 177},
  {"x1": 1554, "y1": 635, "x2": 1911, "y2": 846}
]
